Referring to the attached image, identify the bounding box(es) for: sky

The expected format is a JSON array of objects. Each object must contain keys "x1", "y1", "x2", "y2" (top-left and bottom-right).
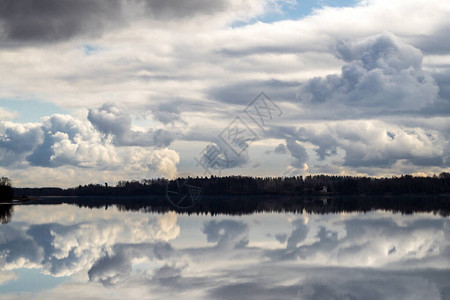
[{"x1": 1, "y1": 0, "x2": 450, "y2": 187}]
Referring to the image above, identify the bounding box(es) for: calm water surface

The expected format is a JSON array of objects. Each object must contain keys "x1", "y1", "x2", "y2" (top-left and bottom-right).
[{"x1": 1, "y1": 204, "x2": 449, "y2": 299}]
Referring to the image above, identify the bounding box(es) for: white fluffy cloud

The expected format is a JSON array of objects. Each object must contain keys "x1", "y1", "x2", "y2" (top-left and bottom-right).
[
  {"x1": 298, "y1": 33, "x2": 439, "y2": 114},
  {"x1": 0, "y1": 110, "x2": 180, "y2": 185},
  {"x1": 88, "y1": 103, "x2": 173, "y2": 147},
  {"x1": 1, "y1": 0, "x2": 450, "y2": 184},
  {"x1": 296, "y1": 120, "x2": 444, "y2": 168}
]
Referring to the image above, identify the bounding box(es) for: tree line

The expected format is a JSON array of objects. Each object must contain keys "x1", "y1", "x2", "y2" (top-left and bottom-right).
[
  {"x1": 11, "y1": 172, "x2": 450, "y2": 197},
  {"x1": 0, "y1": 177, "x2": 13, "y2": 202}
]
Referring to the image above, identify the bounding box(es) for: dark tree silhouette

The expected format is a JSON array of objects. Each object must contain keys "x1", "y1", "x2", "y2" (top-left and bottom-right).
[
  {"x1": 0, "y1": 177, "x2": 14, "y2": 224},
  {"x1": 0, "y1": 176, "x2": 13, "y2": 203},
  {"x1": 13, "y1": 173, "x2": 450, "y2": 198}
]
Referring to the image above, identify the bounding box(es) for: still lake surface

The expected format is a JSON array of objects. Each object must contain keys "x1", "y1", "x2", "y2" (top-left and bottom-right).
[{"x1": 1, "y1": 199, "x2": 450, "y2": 299}]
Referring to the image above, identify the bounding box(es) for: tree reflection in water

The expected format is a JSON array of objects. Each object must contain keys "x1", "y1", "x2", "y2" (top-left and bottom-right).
[{"x1": 0, "y1": 204, "x2": 13, "y2": 224}]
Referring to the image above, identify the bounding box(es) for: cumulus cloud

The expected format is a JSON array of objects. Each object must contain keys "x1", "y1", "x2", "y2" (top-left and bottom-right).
[
  {"x1": 0, "y1": 121, "x2": 43, "y2": 166},
  {"x1": 0, "y1": 109, "x2": 180, "y2": 182},
  {"x1": 88, "y1": 103, "x2": 173, "y2": 148},
  {"x1": 298, "y1": 33, "x2": 439, "y2": 116},
  {"x1": 26, "y1": 114, "x2": 120, "y2": 168},
  {"x1": 126, "y1": 147, "x2": 180, "y2": 179},
  {"x1": 294, "y1": 120, "x2": 444, "y2": 168},
  {"x1": 1, "y1": 1, "x2": 450, "y2": 181}
]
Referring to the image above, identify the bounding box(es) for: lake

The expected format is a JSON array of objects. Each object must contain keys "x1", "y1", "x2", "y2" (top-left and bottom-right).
[{"x1": 1, "y1": 201, "x2": 450, "y2": 299}]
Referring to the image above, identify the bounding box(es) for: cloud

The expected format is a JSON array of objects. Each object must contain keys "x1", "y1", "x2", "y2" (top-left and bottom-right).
[
  {"x1": 297, "y1": 33, "x2": 439, "y2": 116},
  {"x1": 88, "y1": 242, "x2": 174, "y2": 286},
  {"x1": 273, "y1": 143, "x2": 287, "y2": 154},
  {"x1": 88, "y1": 103, "x2": 173, "y2": 148},
  {"x1": 2, "y1": 207, "x2": 450, "y2": 298},
  {"x1": 266, "y1": 215, "x2": 450, "y2": 269},
  {"x1": 295, "y1": 120, "x2": 444, "y2": 168},
  {"x1": 0, "y1": 211, "x2": 181, "y2": 278},
  {"x1": 151, "y1": 102, "x2": 184, "y2": 124},
  {"x1": 0, "y1": 0, "x2": 270, "y2": 46},
  {"x1": 196, "y1": 140, "x2": 250, "y2": 174},
  {"x1": 0, "y1": 107, "x2": 16, "y2": 120},
  {"x1": 141, "y1": 0, "x2": 229, "y2": 19},
  {"x1": 207, "y1": 268, "x2": 445, "y2": 300},
  {"x1": 285, "y1": 138, "x2": 308, "y2": 171},
  {"x1": 0, "y1": 271, "x2": 17, "y2": 285},
  {"x1": 274, "y1": 233, "x2": 287, "y2": 244},
  {"x1": 0, "y1": 0, "x2": 123, "y2": 43},
  {"x1": 0, "y1": 224, "x2": 44, "y2": 270},
  {"x1": 0, "y1": 111, "x2": 180, "y2": 184},
  {"x1": 1, "y1": 1, "x2": 450, "y2": 181},
  {"x1": 286, "y1": 218, "x2": 308, "y2": 250},
  {"x1": 0, "y1": 121, "x2": 43, "y2": 166},
  {"x1": 202, "y1": 219, "x2": 249, "y2": 249},
  {"x1": 26, "y1": 114, "x2": 120, "y2": 168}
]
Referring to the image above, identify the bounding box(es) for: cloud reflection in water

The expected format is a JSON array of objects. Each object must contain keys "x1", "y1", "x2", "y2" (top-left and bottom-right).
[{"x1": 0, "y1": 205, "x2": 449, "y2": 299}]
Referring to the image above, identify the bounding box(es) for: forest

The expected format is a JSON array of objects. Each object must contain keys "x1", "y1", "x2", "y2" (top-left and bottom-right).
[
  {"x1": 2, "y1": 174, "x2": 450, "y2": 224},
  {"x1": 12, "y1": 172, "x2": 450, "y2": 197}
]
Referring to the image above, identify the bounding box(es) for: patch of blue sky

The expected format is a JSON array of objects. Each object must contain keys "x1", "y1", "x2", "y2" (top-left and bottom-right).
[
  {"x1": 79, "y1": 44, "x2": 103, "y2": 56},
  {"x1": 232, "y1": 0, "x2": 360, "y2": 27},
  {"x1": 0, "y1": 98, "x2": 68, "y2": 123},
  {"x1": 0, "y1": 268, "x2": 70, "y2": 294}
]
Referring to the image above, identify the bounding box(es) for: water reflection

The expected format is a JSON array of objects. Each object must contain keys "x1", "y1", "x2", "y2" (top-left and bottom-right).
[
  {"x1": 0, "y1": 205, "x2": 449, "y2": 299},
  {"x1": 24, "y1": 194, "x2": 450, "y2": 217},
  {"x1": 0, "y1": 204, "x2": 13, "y2": 224}
]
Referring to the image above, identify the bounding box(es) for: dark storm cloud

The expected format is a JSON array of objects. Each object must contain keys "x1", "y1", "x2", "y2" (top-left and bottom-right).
[
  {"x1": 88, "y1": 103, "x2": 173, "y2": 147},
  {"x1": 0, "y1": 0, "x2": 122, "y2": 43}
]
